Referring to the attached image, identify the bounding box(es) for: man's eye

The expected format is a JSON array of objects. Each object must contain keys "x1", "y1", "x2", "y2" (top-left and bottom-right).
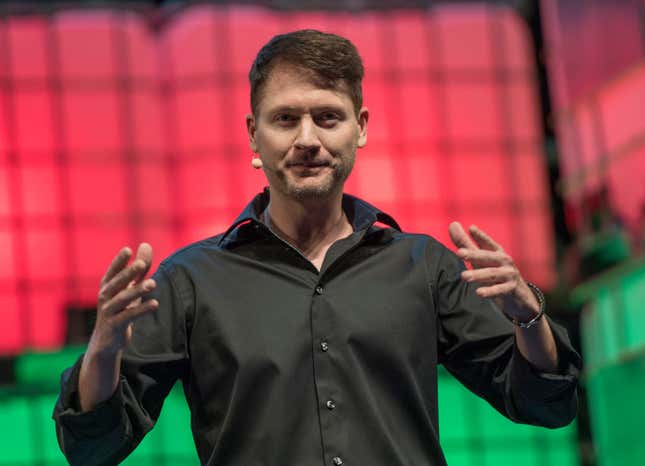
[
  {"x1": 317, "y1": 113, "x2": 340, "y2": 125},
  {"x1": 275, "y1": 114, "x2": 295, "y2": 123}
]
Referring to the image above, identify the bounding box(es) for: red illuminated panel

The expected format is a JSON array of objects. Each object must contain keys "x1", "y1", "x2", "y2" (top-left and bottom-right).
[
  {"x1": 541, "y1": 0, "x2": 645, "y2": 236},
  {"x1": 165, "y1": 5, "x2": 219, "y2": 80},
  {"x1": 1, "y1": 5, "x2": 553, "y2": 354},
  {"x1": 14, "y1": 91, "x2": 55, "y2": 154},
  {"x1": 63, "y1": 91, "x2": 123, "y2": 154},
  {"x1": 0, "y1": 294, "x2": 22, "y2": 353},
  {"x1": 558, "y1": 63, "x2": 645, "y2": 232},
  {"x1": 0, "y1": 164, "x2": 10, "y2": 218},
  {"x1": 130, "y1": 92, "x2": 166, "y2": 155},
  {"x1": 7, "y1": 17, "x2": 49, "y2": 80},
  {"x1": 389, "y1": 11, "x2": 434, "y2": 72},
  {"x1": 56, "y1": 11, "x2": 117, "y2": 80},
  {"x1": 437, "y1": 6, "x2": 495, "y2": 72}
]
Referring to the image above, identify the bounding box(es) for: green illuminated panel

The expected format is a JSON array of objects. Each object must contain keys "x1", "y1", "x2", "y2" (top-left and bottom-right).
[
  {"x1": 0, "y1": 397, "x2": 36, "y2": 464},
  {"x1": 438, "y1": 367, "x2": 579, "y2": 466},
  {"x1": 587, "y1": 354, "x2": 645, "y2": 466}
]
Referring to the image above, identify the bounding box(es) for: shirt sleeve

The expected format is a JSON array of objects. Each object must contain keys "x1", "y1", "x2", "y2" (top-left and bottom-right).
[
  {"x1": 51, "y1": 261, "x2": 191, "y2": 466},
  {"x1": 433, "y1": 245, "x2": 581, "y2": 428}
]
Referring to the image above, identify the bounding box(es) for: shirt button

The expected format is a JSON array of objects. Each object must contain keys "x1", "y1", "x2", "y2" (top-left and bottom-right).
[
  {"x1": 332, "y1": 457, "x2": 343, "y2": 465},
  {"x1": 320, "y1": 341, "x2": 329, "y2": 351},
  {"x1": 326, "y1": 399, "x2": 336, "y2": 410},
  {"x1": 315, "y1": 285, "x2": 324, "y2": 295}
]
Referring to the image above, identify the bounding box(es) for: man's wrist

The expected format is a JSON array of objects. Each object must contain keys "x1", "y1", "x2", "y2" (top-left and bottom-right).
[{"x1": 502, "y1": 282, "x2": 546, "y2": 329}]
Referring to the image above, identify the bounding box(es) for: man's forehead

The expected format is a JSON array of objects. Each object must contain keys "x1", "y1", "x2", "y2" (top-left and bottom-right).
[{"x1": 257, "y1": 63, "x2": 352, "y2": 111}]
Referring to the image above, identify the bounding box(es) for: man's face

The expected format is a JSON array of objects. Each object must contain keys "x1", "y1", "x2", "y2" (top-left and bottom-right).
[{"x1": 247, "y1": 64, "x2": 368, "y2": 201}]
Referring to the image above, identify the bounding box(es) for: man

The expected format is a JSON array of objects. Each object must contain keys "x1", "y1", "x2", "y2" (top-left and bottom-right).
[{"x1": 53, "y1": 30, "x2": 580, "y2": 466}]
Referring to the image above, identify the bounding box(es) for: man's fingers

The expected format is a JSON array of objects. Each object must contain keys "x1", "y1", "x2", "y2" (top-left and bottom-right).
[
  {"x1": 461, "y1": 266, "x2": 515, "y2": 284},
  {"x1": 469, "y1": 225, "x2": 503, "y2": 252},
  {"x1": 134, "y1": 243, "x2": 153, "y2": 278},
  {"x1": 100, "y1": 247, "x2": 132, "y2": 288},
  {"x1": 100, "y1": 278, "x2": 156, "y2": 316},
  {"x1": 98, "y1": 259, "x2": 149, "y2": 303},
  {"x1": 112, "y1": 299, "x2": 159, "y2": 329},
  {"x1": 456, "y1": 248, "x2": 511, "y2": 267},
  {"x1": 475, "y1": 281, "x2": 514, "y2": 298},
  {"x1": 448, "y1": 221, "x2": 478, "y2": 250}
]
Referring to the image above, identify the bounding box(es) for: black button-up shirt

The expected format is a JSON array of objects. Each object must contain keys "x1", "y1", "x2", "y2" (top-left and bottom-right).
[{"x1": 53, "y1": 189, "x2": 581, "y2": 466}]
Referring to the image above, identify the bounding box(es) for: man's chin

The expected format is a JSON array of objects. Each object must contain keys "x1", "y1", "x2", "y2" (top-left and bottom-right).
[{"x1": 283, "y1": 179, "x2": 339, "y2": 201}]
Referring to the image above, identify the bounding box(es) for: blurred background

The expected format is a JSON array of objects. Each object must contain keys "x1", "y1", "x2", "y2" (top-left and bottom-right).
[{"x1": 0, "y1": 0, "x2": 643, "y2": 465}]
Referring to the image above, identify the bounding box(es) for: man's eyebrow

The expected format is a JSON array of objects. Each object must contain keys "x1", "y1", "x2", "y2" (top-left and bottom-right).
[
  {"x1": 267, "y1": 104, "x2": 346, "y2": 114},
  {"x1": 266, "y1": 105, "x2": 301, "y2": 114}
]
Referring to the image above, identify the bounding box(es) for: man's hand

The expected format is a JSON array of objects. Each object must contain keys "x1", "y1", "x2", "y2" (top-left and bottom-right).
[
  {"x1": 91, "y1": 243, "x2": 159, "y2": 355},
  {"x1": 79, "y1": 243, "x2": 158, "y2": 412},
  {"x1": 448, "y1": 221, "x2": 539, "y2": 322}
]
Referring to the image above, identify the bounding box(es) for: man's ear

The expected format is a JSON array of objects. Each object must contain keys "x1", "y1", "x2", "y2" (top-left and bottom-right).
[
  {"x1": 357, "y1": 107, "x2": 369, "y2": 148},
  {"x1": 246, "y1": 113, "x2": 258, "y2": 153}
]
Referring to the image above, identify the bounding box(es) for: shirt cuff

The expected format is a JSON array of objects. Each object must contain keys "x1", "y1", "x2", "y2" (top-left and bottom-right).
[
  {"x1": 510, "y1": 316, "x2": 582, "y2": 403},
  {"x1": 53, "y1": 354, "x2": 126, "y2": 438}
]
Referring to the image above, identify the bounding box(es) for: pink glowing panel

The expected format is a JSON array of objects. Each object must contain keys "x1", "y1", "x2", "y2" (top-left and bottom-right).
[
  {"x1": 56, "y1": 11, "x2": 117, "y2": 80},
  {"x1": 63, "y1": 91, "x2": 122, "y2": 154},
  {"x1": 599, "y1": 66, "x2": 645, "y2": 155},
  {"x1": 0, "y1": 294, "x2": 22, "y2": 353},
  {"x1": 68, "y1": 163, "x2": 128, "y2": 216},
  {"x1": 0, "y1": 165, "x2": 11, "y2": 218},
  {"x1": 607, "y1": 146, "x2": 645, "y2": 230},
  {"x1": 445, "y1": 82, "x2": 502, "y2": 141},
  {"x1": 355, "y1": 156, "x2": 398, "y2": 205},
  {"x1": 71, "y1": 225, "x2": 130, "y2": 290},
  {"x1": 134, "y1": 161, "x2": 174, "y2": 215},
  {"x1": 436, "y1": 5, "x2": 495, "y2": 71},
  {"x1": 7, "y1": 17, "x2": 49, "y2": 80},
  {"x1": 506, "y1": 81, "x2": 541, "y2": 141},
  {"x1": 165, "y1": 5, "x2": 219, "y2": 80},
  {"x1": 389, "y1": 12, "x2": 434, "y2": 72},
  {"x1": 405, "y1": 151, "x2": 443, "y2": 203},
  {"x1": 14, "y1": 91, "x2": 55, "y2": 154},
  {"x1": 175, "y1": 86, "x2": 225, "y2": 151},
  {"x1": 27, "y1": 290, "x2": 65, "y2": 350},
  {"x1": 24, "y1": 228, "x2": 66, "y2": 281},
  {"x1": 228, "y1": 7, "x2": 283, "y2": 74},
  {"x1": 0, "y1": 230, "x2": 16, "y2": 282},
  {"x1": 287, "y1": 11, "x2": 333, "y2": 32},
  {"x1": 178, "y1": 157, "x2": 238, "y2": 213},
  {"x1": 130, "y1": 92, "x2": 166, "y2": 154},
  {"x1": 515, "y1": 152, "x2": 549, "y2": 203},
  {"x1": 332, "y1": 13, "x2": 388, "y2": 74},
  {"x1": 0, "y1": 4, "x2": 553, "y2": 353},
  {"x1": 398, "y1": 81, "x2": 441, "y2": 144},
  {"x1": 0, "y1": 93, "x2": 9, "y2": 156},
  {"x1": 19, "y1": 164, "x2": 62, "y2": 217},
  {"x1": 122, "y1": 13, "x2": 157, "y2": 81},
  {"x1": 452, "y1": 152, "x2": 510, "y2": 204},
  {"x1": 497, "y1": 7, "x2": 534, "y2": 71}
]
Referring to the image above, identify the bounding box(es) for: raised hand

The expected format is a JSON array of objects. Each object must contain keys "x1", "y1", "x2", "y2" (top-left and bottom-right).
[
  {"x1": 91, "y1": 243, "x2": 159, "y2": 355},
  {"x1": 448, "y1": 221, "x2": 539, "y2": 321}
]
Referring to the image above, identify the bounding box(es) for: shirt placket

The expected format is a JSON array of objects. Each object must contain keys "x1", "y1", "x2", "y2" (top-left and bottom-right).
[{"x1": 310, "y1": 280, "x2": 346, "y2": 466}]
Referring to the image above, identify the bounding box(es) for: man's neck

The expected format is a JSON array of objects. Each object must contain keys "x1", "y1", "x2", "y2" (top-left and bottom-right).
[{"x1": 264, "y1": 188, "x2": 353, "y2": 261}]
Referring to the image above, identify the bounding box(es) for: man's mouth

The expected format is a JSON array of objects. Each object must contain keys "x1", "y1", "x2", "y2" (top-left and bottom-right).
[{"x1": 287, "y1": 161, "x2": 330, "y2": 168}]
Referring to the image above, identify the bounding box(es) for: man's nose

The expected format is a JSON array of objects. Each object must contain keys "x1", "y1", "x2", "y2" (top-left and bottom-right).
[{"x1": 294, "y1": 116, "x2": 321, "y2": 151}]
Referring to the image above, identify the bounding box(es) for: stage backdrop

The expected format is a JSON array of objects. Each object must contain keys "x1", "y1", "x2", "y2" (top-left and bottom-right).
[
  {"x1": 0, "y1": 4, "x2": 554, "y2": 354},
  {"x1": 0, "y1": 4, "x2": 580, "y2": 466}
]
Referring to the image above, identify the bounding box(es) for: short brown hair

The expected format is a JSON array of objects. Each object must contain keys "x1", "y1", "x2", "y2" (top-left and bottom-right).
[{"x1": 249, "y1": 29, "x2": 364, "y2": 116}]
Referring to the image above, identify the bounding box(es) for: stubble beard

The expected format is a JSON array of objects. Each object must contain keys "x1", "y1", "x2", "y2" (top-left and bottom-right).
[{"x1": 276, "y1": 156, "x2": 355, "y2": 202}]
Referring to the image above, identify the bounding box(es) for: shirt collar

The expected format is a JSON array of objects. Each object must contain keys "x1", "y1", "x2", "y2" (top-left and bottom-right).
[{"x1": 217, "y1": 187, "x2": 401, "y2": 247}]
